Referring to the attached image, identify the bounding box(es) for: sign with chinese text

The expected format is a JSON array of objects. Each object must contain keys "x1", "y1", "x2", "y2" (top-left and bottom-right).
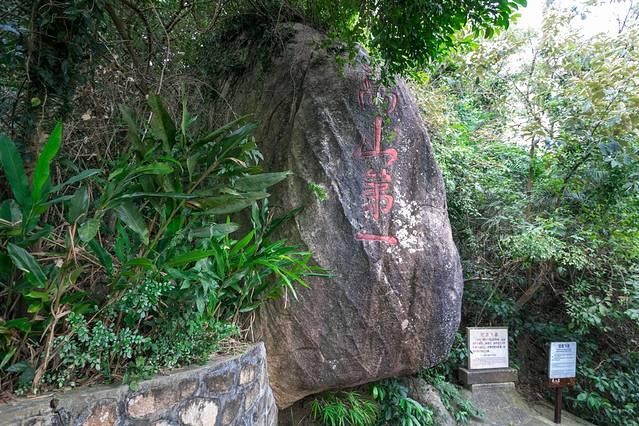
[
  {"x1": 548, "y1": 342, "x2": 576, "y2": 387},
  {"x1": 467, "y1": 327, "x2": 509, "y2": 370}
]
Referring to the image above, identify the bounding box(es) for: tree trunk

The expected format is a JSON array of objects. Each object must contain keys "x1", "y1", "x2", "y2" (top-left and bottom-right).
[
  {"x1": 523, "y1": 136, "x2": 537, "y2": 306},
  {"x1": 525, "y1": 136, "x2": 537, "y2": 222}
]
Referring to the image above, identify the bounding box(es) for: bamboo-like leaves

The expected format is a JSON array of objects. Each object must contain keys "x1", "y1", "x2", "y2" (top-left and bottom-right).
[
  {"x1": 68, "y1": 187, "x2": 89, "y2": 223},
  {"x1": 0, "y1": 134, "x2": 30, "y2": 208},
  {"x1": 196, "y1": 115, "x2": 251, "y2": 146},
  {"x1": 7, "y1": 243, "x2": 46, "y2": 287},
  {"x1": 166, "y1": 249, "x2": 217, "y2": 267},
  {"x1": 113, "y1": 201, "x2": 149, "y2": 244},
  {"x1": 78, "y1": 218, "x2": 100, "y2": 242},
  {"x1": 149, "y1": 95, "x2": 176, "y2": 151},
  {"x1": 88, "y1": 239, "x2": 113, "y2": 274},
  {"x1": 119, "y1": 104, "x2": 143, "y2": 153},
  {"x1": 181, "y1": 99, "x2": 196, "y2": 136},
  {"x1": 216, "y1": 123, "x2": 258, "y2": 153},
  {"x1": 197, "y1": 192, "x2": 269, "y2": 214},
  {"x1": 0, "y1": 200, "x2": 23, "y2": 228},
  {"x1": 234, "y1": 171, "x2": 291, "y2": 192},
  {"x1": 50, "y1": 169, "x2": 102, "y2": 193},
  {"x1": 189, "y1": 223, "x2": 239, "y2": 239},
  {"x1": 31, "y1": 122, "x2": 63, "y2": 204},
  {"x1": 0, "y1": 101, "x2": 312, "y2": 393}
]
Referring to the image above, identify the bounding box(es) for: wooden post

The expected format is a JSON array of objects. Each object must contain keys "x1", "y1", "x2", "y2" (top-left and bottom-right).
[
  {"x1": 548, "y1": 342, "x2": 576, "y2": 423},
  {"x1": 554, "y1": 387, "x2": 562, "y2": 423}
]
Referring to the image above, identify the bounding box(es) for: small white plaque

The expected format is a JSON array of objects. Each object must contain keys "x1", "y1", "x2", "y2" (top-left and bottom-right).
[
  {"x1": 467, "y1": 327, "x2": 509, "y2": 370},
  {"x1": 548, "y1": 342, "x2": 577, "y2": 379}
]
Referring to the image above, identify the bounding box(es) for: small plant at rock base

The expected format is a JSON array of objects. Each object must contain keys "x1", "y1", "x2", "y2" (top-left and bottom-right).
[
  {"x1": 309, "y1": 182, "x2": 328, "y2": 202},
  {"x1": 371, "y1": 379, "x2": 434, "y2": 426},
  {"x1": 311, "y1": 390, "x2": 379, "y2": 426},
  {"x1": 421, "y1": 371, "x2": 482, "y2": 424}
]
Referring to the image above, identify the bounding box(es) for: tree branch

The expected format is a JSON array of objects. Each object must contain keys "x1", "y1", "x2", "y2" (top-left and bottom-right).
[
  {"x1": 104, "y1": 2, "x2": 148, "y2": 93},
  {"x1": 116, "y1": 0, "x2": 156, "y2": 68}
]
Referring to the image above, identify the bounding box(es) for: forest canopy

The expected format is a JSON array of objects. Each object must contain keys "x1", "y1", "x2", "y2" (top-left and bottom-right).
[{"x1": 0, "y1": 0, "x2": 526, "y2": 145}]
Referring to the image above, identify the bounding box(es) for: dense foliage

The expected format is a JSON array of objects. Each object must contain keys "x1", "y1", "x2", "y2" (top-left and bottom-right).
[
  {"x1": 293, "y1": 0, "x2": 527, "y2": 77},
  {"x1": 370, "y1": 380, "x2": 436, "y2": 426},
  {"x1": 5, "y1": 1, "x2": 636, "y2": 426},
  {"x1": 414, "y1": 2, "x2": 639, "y2": 425},
  {"x1": 0, "y1": 97, "x2": 321, "y2": 395},
  {"x1": 0, "y1": 0, "x2": 525, "y2": 149},
  {"x1": 309, "y1": 381, "x2": 435, "y2": 426}
]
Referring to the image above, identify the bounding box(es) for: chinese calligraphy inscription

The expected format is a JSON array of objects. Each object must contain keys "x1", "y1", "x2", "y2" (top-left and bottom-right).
[{"x1": 354, "y1": 66, "x2": 400, "y2": 245}]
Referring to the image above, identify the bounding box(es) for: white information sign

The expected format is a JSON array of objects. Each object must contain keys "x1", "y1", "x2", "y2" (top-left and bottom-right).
[
  {"x1": 548, "y1": 342, "x2": 577, "y2": 379},
  {"x1": 467, "y1": 327, "x2": 509, "y2": 370}
]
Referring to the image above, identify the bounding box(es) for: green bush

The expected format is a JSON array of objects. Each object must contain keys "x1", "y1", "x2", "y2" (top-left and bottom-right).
[
  {"x1": 371, "y1": 379, "x2": 435, "y2": 426},
  {"x1": 288, "y1": 0, "x2": 526, "y2": 78},
  {"x1": 0, "y1": 96, "x2": 321, "y2": 394}
]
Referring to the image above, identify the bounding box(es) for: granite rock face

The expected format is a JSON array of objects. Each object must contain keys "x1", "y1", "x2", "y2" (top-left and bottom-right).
[{"x1": 217, "y1": 24, "x2": 463, "y2": 408}]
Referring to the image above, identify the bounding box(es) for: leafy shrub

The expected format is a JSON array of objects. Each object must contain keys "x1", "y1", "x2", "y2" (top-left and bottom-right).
[
  {"x1": 288, "y1": 0, "x2": 526, "y2": 78},
  {"x1": 371, "y1": 379, "x2": 434, "y2": 426},
  {"x1": 0, "y1": 96, "x2": 320, "y2": 394},
  {"x1": 51, "y1": 313, "x2": 147, "y2": 387},
  {"x1": 571, "y1": 352, "x2": 639, "y2": 426}
]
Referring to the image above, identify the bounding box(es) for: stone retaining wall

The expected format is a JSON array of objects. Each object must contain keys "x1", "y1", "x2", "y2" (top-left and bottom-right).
[{"x1": 0, "y1": 343, "x2": 276, "y2": 426}]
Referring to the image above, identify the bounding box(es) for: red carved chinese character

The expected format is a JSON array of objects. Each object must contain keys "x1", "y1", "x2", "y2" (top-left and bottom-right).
[
  {"x1": 363, "y1": 168, "x2": 394, "y2": 221},
  {"x1": 355, "y1": 232, "x2": 399, "y2": 246},
  {"x1": 353, "y1": 116, "x2": 398, "y2": 166},
  {"x1": 384, "y1": 91, "x2": 398, "y2": 114},
  {"x1": 358, "y1": 70, "x2": 398, "y2": 113},
  {"x1": 358, "y1": 74, "x2": 376, "y2": 107}
]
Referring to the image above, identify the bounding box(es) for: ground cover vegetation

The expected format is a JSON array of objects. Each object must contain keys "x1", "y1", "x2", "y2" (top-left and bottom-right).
[
  {"x1": 309, "y1": 373, "x2": 480, "y2": 426},
  {"x1": 310, "y1": 383, "x2": 436, "y2": 426},
  {"x1": 0, "y1": 0, "x2": 523, "y2": 404},
  {"x1": 412, "y1": 1, "x2": 639, "y2": 425}
]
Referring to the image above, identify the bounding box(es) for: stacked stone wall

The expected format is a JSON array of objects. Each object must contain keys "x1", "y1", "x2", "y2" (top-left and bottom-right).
[{"x1": 0, "y1": 343, "x2": 276, "y2": 426}]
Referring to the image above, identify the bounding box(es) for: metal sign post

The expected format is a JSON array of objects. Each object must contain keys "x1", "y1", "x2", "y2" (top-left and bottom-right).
[{"x1": 548, "y1": 342, "x2": 577, "y2": 424}]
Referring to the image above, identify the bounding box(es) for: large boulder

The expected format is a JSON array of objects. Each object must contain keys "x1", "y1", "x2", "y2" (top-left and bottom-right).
[{"x1": 215, "y1": 23, "x2": 463, "y2": 407}]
